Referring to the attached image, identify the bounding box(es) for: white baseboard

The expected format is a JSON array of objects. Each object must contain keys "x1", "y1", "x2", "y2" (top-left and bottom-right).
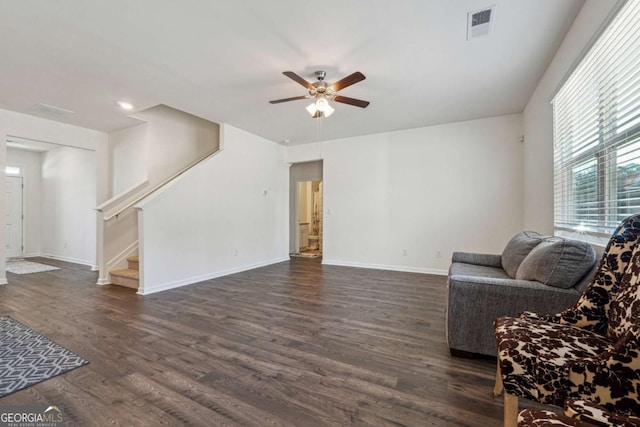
[
  {"x1": 0, "y1": 278, "x2": 7, "y2": 285},
  {"x1": 321, "y1": 259, "x2": 448, "y2": 276},
  {"x1": 138, "y1": 256, "x2": 290, "y2": 295},
  {"x1": 33, "y1": 253, "x2": 95, "y2": 268},
  {"x1": 23, "y1": 252, "x2": 42, "y2": 258},
  {"x1": 96, "y1": 278, "x2": 111, "y2": 285}
]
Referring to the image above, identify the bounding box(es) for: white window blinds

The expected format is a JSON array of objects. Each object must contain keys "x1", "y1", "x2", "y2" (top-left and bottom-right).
[{"x1": 553, "y1": 0, "x2": 640, "y2": 237}]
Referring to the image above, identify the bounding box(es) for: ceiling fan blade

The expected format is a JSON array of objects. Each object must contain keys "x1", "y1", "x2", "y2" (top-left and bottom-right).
[
  {"x1": 334, "y1": 95, "x2": 370, "y2": 108},
  {"x1": 269, "y1": 95, "x2": 309, "y2": 104},
  {"x1": 331, "y1": 72, "x2": 366, "y2": 91},
  {"x1": 283, "y1": 71, "x2": 315, "y2": 90}
]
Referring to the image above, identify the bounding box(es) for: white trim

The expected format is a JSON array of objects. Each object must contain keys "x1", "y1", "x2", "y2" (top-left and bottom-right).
[
  {"x1": 106, "y1": 241, "x2": 138, "y2": 272},
  {"x1": 321, "y1": 259, "x2": 448, "y2": 276},
  {"x1": 96, "y1": 180, "x2": 149, "y2": 213},
  {"x1": 138, "y1": 256, "x2": 289, "y2": 295},
  {"x1": 33, "y1": 253, "x2": 94, "y2": 267},
  {"x1": 0, "y1": 278, "x2": 7, "y2": 285},
  {"x1": 96, "y1": 278, "x2": 111, "y2": 286},
  {"x1": 23, "y1": 252, "x2": 42, "y2": 258}
]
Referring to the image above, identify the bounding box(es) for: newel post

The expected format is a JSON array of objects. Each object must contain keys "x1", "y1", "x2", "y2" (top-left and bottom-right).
[{"x1": 95, "y1": 209, "x2": 109, "y2": 285}]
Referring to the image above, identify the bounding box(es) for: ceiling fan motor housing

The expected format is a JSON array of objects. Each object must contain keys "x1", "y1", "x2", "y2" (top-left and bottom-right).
[{"x1": 311, "y1": 71, "x2": 333, "y2": 98}]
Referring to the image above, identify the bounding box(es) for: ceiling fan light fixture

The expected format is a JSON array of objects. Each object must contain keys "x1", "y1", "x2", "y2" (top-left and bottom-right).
[
  {"x1": 323, "y1": 103, "x2": 335, "y2": 117},
  {"x1": 306, "y1": 102, "x2": 318, "y2": 116},
  {"x1": 306, "y1": 98, "x2": 334, "y2": 118}
]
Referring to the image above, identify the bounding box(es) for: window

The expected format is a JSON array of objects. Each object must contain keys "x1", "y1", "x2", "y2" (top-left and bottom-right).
[
  {"x1": 5, "y1": 166, "x2": 21, "y2": 175},
  {"x1": 554, "y1": 0, "x2": 640, "y2": 240}
]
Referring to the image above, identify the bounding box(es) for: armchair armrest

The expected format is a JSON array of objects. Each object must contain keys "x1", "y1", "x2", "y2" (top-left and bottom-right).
[
  {"x1": 523, "y1": 296, "x2": 608, "y2": 334},
  {"x1": 565, "y1": 399, "x2": 640, "y2": 426},
  {"x1": 451, "y1": 251, "x2": 502, "y2": 268},
  {"x1": 567, "y1": 328, "x2": 640, "y2": 415}
]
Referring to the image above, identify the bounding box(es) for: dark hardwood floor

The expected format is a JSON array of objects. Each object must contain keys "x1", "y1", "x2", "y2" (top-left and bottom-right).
[{"x1": 0, "y1": 257, "x2": 508, "y2": 426}]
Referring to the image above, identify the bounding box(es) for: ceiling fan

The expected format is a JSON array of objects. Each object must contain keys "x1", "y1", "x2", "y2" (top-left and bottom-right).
[{"x1": 269, "y1": 71, "x2": 370, "y2": 118}]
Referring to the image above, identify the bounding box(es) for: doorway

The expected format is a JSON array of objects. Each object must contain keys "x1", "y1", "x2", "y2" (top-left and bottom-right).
[
  {"x1": 289, "y1": 160, "x2": 323, "y2": 259},
  {"x1": 6, "y1": 136, "x2": 98, "y2": 267},
  {"x1": 296, "y1": 180, "x2": 323, "y2": 258},
  {"x1": 5, "y1": 175, "x2": 23, "y2": 259}
]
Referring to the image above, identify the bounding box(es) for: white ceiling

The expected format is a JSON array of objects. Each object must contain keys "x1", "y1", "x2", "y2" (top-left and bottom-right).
[{"x1": 0, "y1": 0, "x2": 584, "y2": 145}]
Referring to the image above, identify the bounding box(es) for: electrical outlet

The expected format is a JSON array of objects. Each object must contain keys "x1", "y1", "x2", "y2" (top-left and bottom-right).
[{"x1": 402, "y1": 249, "x2": 408, "y2": 256}]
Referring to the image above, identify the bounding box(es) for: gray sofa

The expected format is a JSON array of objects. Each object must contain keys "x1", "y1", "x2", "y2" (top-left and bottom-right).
[{"x1": 446, "y1": 231, "x2": 602, "y2": 357}]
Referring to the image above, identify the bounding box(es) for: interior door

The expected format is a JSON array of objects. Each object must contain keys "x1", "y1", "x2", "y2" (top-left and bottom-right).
[{"x1": 5, "y1": 176, "x2": 23, "y2": 258}]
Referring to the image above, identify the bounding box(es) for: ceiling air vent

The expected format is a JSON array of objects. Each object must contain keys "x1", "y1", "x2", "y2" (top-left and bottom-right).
[
  {"x1": 467, "y1": 6, "x2": 495, "y2": 41},
  {"x1": 28, "y1": 102, "x2": 74, "y2": 116}
]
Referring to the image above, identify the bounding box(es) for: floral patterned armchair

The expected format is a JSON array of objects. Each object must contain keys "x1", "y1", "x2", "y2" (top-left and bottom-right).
[
  {"x1": 518, "y1": 399, "x2": 640, "y2": 427},
  {"x1": 494, "y1": 214, "x2": 640, "y2": 427}
]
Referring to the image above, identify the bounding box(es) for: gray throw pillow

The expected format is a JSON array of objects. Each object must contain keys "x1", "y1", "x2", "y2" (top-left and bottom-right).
[
  {"x1": 501, "y1": 231, "x2": 544, "y2": 278},
  {"x1": 515, "y1": 237, "x2": 596, "y2": 288}
]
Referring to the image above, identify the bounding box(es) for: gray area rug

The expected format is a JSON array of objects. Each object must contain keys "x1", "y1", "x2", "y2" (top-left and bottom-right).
[
  {"x1": 6, "y1": 260, "x2": 60, "y2": 275},
  {"x1": 0, "y1": 316, "x2": 89, "y2": 397}
]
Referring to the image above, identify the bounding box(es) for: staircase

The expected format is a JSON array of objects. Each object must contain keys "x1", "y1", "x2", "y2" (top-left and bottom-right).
[{"x1": 110, "y1": 255, "x2": 139, "y2": 289}]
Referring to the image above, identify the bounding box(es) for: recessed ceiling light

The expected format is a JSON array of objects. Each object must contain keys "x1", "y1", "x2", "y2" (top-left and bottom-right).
[{"x1": 117, "y1": 101, "x2": 134, "y2": 110}]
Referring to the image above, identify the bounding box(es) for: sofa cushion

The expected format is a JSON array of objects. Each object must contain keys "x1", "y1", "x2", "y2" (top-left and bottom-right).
[
  {"x1": 449, "y1": 262, "x2": 512, "y2": 280},
  {"x1": 501, "y1": 231, "x2": 545, "y2": 278},
  {"x1": 515, "y1": 237, "x2": 596, "y2": 289}
]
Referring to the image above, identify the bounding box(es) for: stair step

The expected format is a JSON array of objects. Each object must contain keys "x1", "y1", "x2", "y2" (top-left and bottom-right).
[
  {"x1": 127, "y1": 255, "x2": 139, "y2": 270},
  {"x1": 110, "y1": 268, "x2": 139, "y2": 289}
]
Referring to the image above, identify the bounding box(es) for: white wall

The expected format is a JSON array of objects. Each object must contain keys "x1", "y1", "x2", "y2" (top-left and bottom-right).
[
  {"x1": 109, "y1": 122, "x2": 148, "y2": 197},
  {"x1": 132, "y1": 104, "x2": 219, "y2": 186},
  {"x1": 6, "y1": 148, "x2": 42, "y2": 256},
  {"x1": 137, "y1": 124, "x2": 288, "y2": 294},
  {"x1": 522, "y1": 0, "x2": 620, "y2": 232},
  {"x1": 41, "y1": 147, "x2": 97, "y2": 266},
  {"x1": 288, "y1": 114, "x2": 524, "y2": 274}
]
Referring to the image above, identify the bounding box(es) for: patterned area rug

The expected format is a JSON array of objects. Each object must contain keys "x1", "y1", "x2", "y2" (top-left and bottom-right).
[
  {"x1": 0, "y1": 317, "x2": 89, "y2": 397},
  {"x1": 6, "y1": 260, "x2": 60, "y2": 275}
]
